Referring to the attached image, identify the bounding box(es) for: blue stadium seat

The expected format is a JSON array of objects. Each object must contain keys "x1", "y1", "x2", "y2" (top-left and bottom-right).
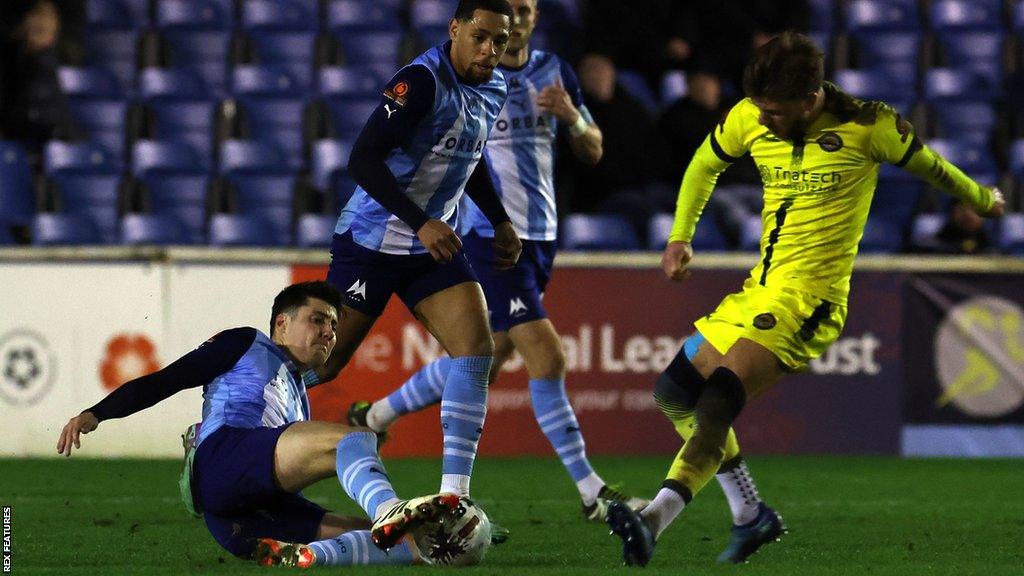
[
  {"x1": 0, "y1": 141, "x2": 35, "y2": 227},
  {"x1": 0, "y1": 225, "x2": 12, "y2": 245},
  {"x1": 67, "y1": 100, "x2": 129, "y2": 159},
  {"x1": 930, "y1": 101, "x2": 996, "y2": 145},
  {"x1": 132, "y1": 140, "x2": 208, "y2": 176},
  {"x1": 146, "y1": 99, "x2": 218, "y2": 161},
  {"x1": 1009, "y1": 139, "x2": 1024, "y2": 176},
  {"x1": 647, "y1": 213, "x2": 728, "y2": 251},
  {"x1": 616, "y1": 70, "x2": 658, "y2": 113},
  {"x1": 208, "y1": 213, "x2": 283, "y2": 246},
  {"x1": 248, "y1": 32, "x2": 319, "y2": 89},
  {"x1": 561, "y1": 214, "x2": 640, "y2": 251},
  {"x1": 220, "y1": 139, "x2": 290, "y2": 175},
  {"x1": 82, "y1": 30, "x2": 137, "y2": 90},
  {"x1": 311, "y1": 139, "x2": 351, "y2": 190},
  {"x1": 232, "y1": 66, "x2": 308, "y2": 169},
  {"x1": 871, "y1": 182, "x2": 921, "y2": 225},
  {"x1": 924, "y1": 67, "x2": 996, "y2": 100},
  {"x1": 120, "y1": 213, "x2": 192, "y2": 245},
  {"x1": 162, "y1": 30, "x2": 233, "y2": 96},
  {"x1": 410, "y1": 0, "x2": 453, "y2": 29},
  {"x1": 737, "y1": 214, "x2": 762, "y2": 251},
  {"x1": 323, "y1": 99, "x2": 378, "y2": 141},
  {"x1": 844, "y1": 0, "x2": 920, "y2": 32},
  {"x1": 1000, "y1": 213, "x2": 1024, "y2": 255},
  {"x1": 909, "y1": 212, "x2": 945, "y2": 251},
  {"x1": 296, "y1": 213, "x2": 337, "y2": 247},
  {"x1": 318, "y1": 66, "x2": 385, "y2": 100},
  {"x1": 807, "y1": 0, "x2": 836, "y2": 32},
  {"x1": 44, "y1": 141, "x2": 122, "y2": 242},
  {"x1": 859, "y1": 216, "x2": 904, "y2": 253},
  {"x1": 850, "y1": 31, "x2": 920, "y2": 81},
  {"x1": 86, "y1": 0, "x2": 134, "y2": 29},
  {"x1": 833, "y1": 69, "x2": 909, "y2": 103},
  {"x1": 928, "y1": 0, "x2": 1002, "y2": 32},
  {"x1": 926, "y1": 139, "x2": 997, "y2": 178},
  {"x1": 1014, "y1": 2, "x2": 1024, "y2": 34},
  {"x1": 218, "y1": 139, "x2": 297, "y2": 245},
  {"x1": 334, "y1": 30, "x2": 404, "y2": 69},
  {"x1": 33, "y1": 213, "x2": 104, "y2": 246},
  {"x1": 156, "y1": 0, "x2": 232, "y2": 30},
  {"x1": 935, "y1": 32, "x2": 1005, "y2": 84},
  {"x1": 139, "y1": 67, "x2": 209, "y2": 99},
  {"x1": 57, "y1": 66, "x2": 123, "y2": 99},
  {"x1": 326, "y1": 0, "x2": 401, "y2": 32},
  {"x1": 131, "y1": 140, "x2": 210, "y2": 244},
  {"x1": 242, "y1": 0, "x2": 318, "y2": 31},
  {"x1": 660, "y1": 71, "x2": 686, "y2": 106}
]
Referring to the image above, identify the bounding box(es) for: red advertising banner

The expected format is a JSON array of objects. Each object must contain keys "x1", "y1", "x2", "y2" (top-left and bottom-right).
[{"x1": 292, "y1": 265, "x2": 903, "y2": 457}]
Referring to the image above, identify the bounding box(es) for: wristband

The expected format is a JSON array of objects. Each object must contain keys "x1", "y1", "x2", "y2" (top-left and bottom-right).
[{"x1": 569, "y1": 114, "x2": 588, "y2": 137}]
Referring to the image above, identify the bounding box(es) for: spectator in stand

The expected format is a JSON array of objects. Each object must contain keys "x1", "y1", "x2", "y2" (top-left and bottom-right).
[
  {"x1": 658, "y1": 69, "x2": 725, "y2": 186},
  {"x1": 562, "y1": 53, "x2": 666, "y2": 230},
  {"x1": 0, "y1": 0, "x2": 78, "y2": 158},
  {"x1": 934, "y1": 200, "x2": 994, "y2": 254}
]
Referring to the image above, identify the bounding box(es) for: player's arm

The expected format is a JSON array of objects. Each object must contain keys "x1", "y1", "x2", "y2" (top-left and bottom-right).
[
  {"x1": 347, "y1": 65, "x2": 462, "y2": 261},
  {"x1": 465, "y1": 159, "x2": 521, "y2": 269},
  {"x1": 663, "y1": 101, "x2": 750, "y2": 280},
  {"x1": 540, "y1": 60, "x2": 602, "y2": 165},
  {"x1": 56, "y1": 327, "x2": 258, "y2": 457},
  {"x1": 872, "y1": 108, "x2": 1004, "y2": 217}
]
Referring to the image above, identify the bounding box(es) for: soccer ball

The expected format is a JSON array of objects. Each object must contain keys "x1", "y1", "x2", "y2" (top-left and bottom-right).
[{"x1": 412, "y1": 496, "x2": 491, "y2": 567}]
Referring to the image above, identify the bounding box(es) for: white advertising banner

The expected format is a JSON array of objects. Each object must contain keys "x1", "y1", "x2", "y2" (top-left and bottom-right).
[{"x1": 0, "y1": 262, "x2": 291, "y2": 457}]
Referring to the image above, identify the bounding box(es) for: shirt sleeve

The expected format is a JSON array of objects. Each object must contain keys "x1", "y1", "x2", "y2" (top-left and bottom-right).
[
  {"x1": 86, "y1": 327, "x2": 258, "y2": 422},
  {"x1": 871, "y1": 105, "x2": 994, "y2": 213},
  {"x1": 667, "y1": 100, "x2": 750, "y2": 243},
  {"x1": 347, "y1": 64, "x2": 437, "y2": 232}
]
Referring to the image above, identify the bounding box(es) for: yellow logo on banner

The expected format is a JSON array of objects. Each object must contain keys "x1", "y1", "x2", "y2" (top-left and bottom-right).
[{"x1": 935, "y1": 296, "x2": 1024, "y2": 417}]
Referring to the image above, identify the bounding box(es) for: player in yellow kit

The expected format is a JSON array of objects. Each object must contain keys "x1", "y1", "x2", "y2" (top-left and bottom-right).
[{"x1": 607, "y1": 31, "x2": 1005, "y2": 567}]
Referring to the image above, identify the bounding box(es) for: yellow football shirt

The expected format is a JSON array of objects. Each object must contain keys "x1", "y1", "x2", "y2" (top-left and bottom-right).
[{"x1": 670, "y1": 82, "x2": 994, "y2": 305}]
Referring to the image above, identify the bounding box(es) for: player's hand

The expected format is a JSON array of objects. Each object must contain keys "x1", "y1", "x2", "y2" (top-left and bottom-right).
[
  {"x1": 417, "y1": 219, "x2": 462, "y2": 263},
  {"x1": 492, "y1": 222, "x2": 522, "y2": 270},
  {"x1": 661, "y1": 241, "x2": 694, "y2": 282},
  {"x1": 57, "y1": 411, "x2": 99, "y2": 457},
  {"x1": 980, "y1": 187, "x2": 1005, "y2": 218},
  {"x1": 537, "y1": 80, "x2": 578, "y2": 123}
]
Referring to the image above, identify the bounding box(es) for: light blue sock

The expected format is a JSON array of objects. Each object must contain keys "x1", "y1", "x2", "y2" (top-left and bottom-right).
[
  {"x1": 308, "y1": 531, "x2": 414, "y2": 566},
  {"x1": 387, "y1": 356, "x2": 449, "y2": 415},
  {"x1": 337, "y1": 431, "x2": 397, "y2": 519},
  {"x1": 439, "y1": 355, "x2": 492, "y2": 493},
  {"x1": 530, "y1": 378, "x2": 595, "y2": 482}
]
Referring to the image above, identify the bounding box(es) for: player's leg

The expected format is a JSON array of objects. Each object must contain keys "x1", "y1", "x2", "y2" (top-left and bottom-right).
[{"x1": 411, "y1": 281, "x2": 494, "y2": 495}]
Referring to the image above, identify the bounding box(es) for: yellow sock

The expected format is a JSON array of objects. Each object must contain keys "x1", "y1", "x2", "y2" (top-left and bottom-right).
[{"x1": 659, "y1": 409, "x2": 742, "y2": 498}]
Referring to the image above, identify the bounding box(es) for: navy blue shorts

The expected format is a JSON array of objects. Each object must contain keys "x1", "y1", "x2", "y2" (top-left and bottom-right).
[
  {"x1": 193, "y1": 424, "x2": 326, "y2": 558},
  {"x1": 463, "y1": 232, "x2": 556, "y2": 333},
  {"x1": 327, "y1": 231, "x2": 479, "y2": 317}
]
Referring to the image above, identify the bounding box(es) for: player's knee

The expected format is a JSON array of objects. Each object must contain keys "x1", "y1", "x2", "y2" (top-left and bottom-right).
[
  {"x1": 696, "y1": 366, "x2": 747, "y2": 424},
  {"x1": 530, "y1": 346, "x2": 566, "y2": 379},
  {"x1": 653, "y1": 346, "x2": 705, "y2": 409}
]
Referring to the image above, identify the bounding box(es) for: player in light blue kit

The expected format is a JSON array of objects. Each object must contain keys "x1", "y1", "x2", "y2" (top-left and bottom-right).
[
  {"x1": 56, "y1": 282, "x2": 460, "y2": 567},
  {"x1": 321, "y1": 0, "x2": 522, "y2": 501},
  {"x1": 346, "y1": 0, "x2": 646, "y2": 522}
]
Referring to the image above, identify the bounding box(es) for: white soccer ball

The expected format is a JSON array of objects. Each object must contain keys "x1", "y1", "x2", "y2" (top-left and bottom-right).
[{"x1": 412, "y1": 496, "x2": 492, "y2": 567}]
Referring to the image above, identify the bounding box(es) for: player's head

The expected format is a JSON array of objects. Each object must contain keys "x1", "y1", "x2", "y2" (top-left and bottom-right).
[
  {"x1": 449, "y1": 0, "x2": 513, "y2": 83},
  {"x1": 742, "y1": 31, "x2": 824, "y2": 140},
  {"x1": 506, "y1": 0, "x2": 538, "y2": 54},
  {"x1": 270, "y1": 281, "x2": 342, "y2": 368}
]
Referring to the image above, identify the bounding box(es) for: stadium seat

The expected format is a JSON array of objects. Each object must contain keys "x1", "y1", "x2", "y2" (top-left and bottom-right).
[
  {"x1": 0, "y1": 141, "x2": 35, "y2": 228},
  {"x1": 44, "y1": 141, "x2": 121, "y2": 174},
  {"x1": 807, "y1": 0, "x2": 836, "y2": 32},
  {"x1": 132, "y1": 140, "x2": 208, "y2": 176},
  {"x1": 219, "y1": 140, "x2": 295, "y2": 244},
  {"x1": 928, "y1": 0, "x2": 1002, "y2": 32},
  {"x1": 130, "y1": 139, "x2": 210, "y2": 244},
  {"x1": 144, "y1": 99, "x2": 218, "y2": 161},
  {"x1": 326, "y1": 0, "x2": 401, "y2": 32},
  {"x1": 833, "y1": 69, "x2": 908, "y2": 103},
  {"x1": 208, "y1": 213, "x2": 284, "y2": 246},
  {"x1": 844, "y1": 0, "x2": 920, "y2": 32},
  {"x1": 86, "y1": 0, "x2": 134, "y2": 29},
  {"x1": 560, "y1": 214, "x2": 640, "y2": 251},
  {"x1": 323, "y1": 98, "x2": 378, "y2": 141},
  {"x1": 311, "y1": 139, "x2": 352, "y2": 190},
  {"x1": 926, "y1": 139, "x2": 997, "y2": 178},
  {"x1": 871, "y1": 182, "x2": 921, "y2": 226},
  {"x1": 850, "y1": 31, "x2": 920, "y2": 81},
  {"x1": 44, "y1": 141, "x2": 123, "y2": 242},
  {"x1": 247, "y1": 32, "x2": 319, "y2": 90},
  {"x1": 909, "y1": 212, "x2": 946, "y2": 252},
  {"x1": 162, "y1": 30, "x2": 233, "y2": 97},
  {"x1": 32, "y1": 213, "x2": 104, "y2": 246},
  {"x1": 934, "y1": 32, "x2": 1004, "y2": 84},
  {"x1": 138, "y1": 67, "x2": 209, "y2": 99},
  {"x1": 929, "y1": 101, "x2": 996, "y2": 145},
  {"x1": 232, "y1": 66, "x2": 309, "y2": 169},
  {"x1": 120, "y1": 213, "x2": 191, "y2": 245},
  {"x1": 67, "y1": 99, "x2": 129, "y2": 159},
  {"x1": 156, "y1": 0, "x2": 232, "y2": 30},
  {"x1": 57, "y1": 67, "x2": 123, "y2": 99},
  {"x1": 924, "y1": 68, "x2": 996, "y2": 100},
  {"x1": 1014, "y1": 2, "x2": 1024, "y2": 34},
  {"x1": 296, "y1": 213, "x2": 337, "y2": 247},
  {"x1": 859, "y1": 216, "x2": 904, "y2": 253},
  {"x1": 334, "y1": 30, "x2": 404, "y2": 69},
  {"x1": 738, "y1": 214, "x2": 763, "y2": 251},
  {"x1": 647, "y1": 213, "x2": 728, "y2": 251},
  {"x1": 220, "y1": 139, "x2": 290, "y2": 175},
  {"x1": 241, "y1": 0, "x2": 318, "y2": 31},
  {"x1": 318, "y1": 66, "x2": 385, "y2": 100},
  {"x1": 0, "y1": 224, "x2": 12, "y2": 246},
  {"x1": 616, "y1": 70, "x2": 658, "y2": 113},
  {"x1": 410, "y1": 0, "x2": 455, "y2": 46},
  {"x1": 1009, "y1": 139, "x2": 1024, "y2": 176},
  {"x1": 660, "y1": 71, "x2": 686, "y2": 106},
  {"x1": 82, "y1": 30, "x2": 137, "y2": 91},
  {"x1": 1000, "y1": 213, "x2": 1024, "y2": 254}
]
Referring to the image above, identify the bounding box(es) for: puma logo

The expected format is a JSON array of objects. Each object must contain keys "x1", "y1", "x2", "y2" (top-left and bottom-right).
[{"x1": 384, "y1": 104, "x2": 397, "y2": 119}]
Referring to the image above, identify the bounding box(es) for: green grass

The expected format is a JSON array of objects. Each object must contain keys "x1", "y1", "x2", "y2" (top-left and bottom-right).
[{"x1": 3, "y1": 456, "x2": 1023, "y2": 575}]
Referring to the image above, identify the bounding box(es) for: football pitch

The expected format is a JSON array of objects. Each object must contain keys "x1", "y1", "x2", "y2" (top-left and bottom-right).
[{"x1": 4, "y1": 456, "x2": 1021, "y2": 575}]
